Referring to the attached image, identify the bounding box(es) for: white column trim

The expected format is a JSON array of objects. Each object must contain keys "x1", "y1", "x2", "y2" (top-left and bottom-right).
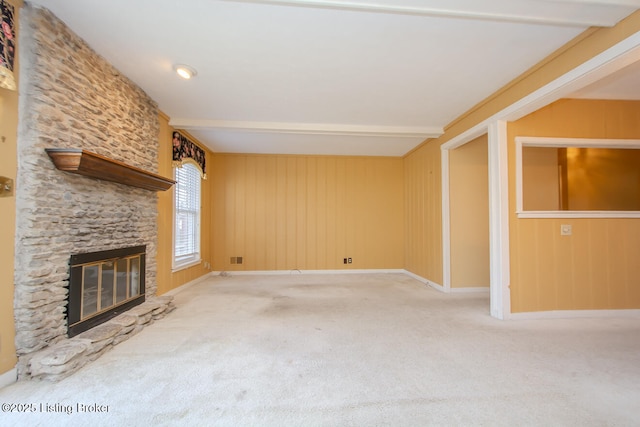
[{"x1": 488, "y1": 120, "x2": 511, "y2": 319}]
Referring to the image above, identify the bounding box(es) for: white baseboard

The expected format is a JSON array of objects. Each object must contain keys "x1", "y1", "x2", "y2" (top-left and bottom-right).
[
  {"x1": 214, "y1": 269, "x2": 406, "y2": 276},
  {"x1": 402, "y1": 270, "x2": 445, "y2": 292},
  {"x1": 450, "y1": 287, "x2": 490, "y2": 294},
  {"x1": 509, "y1": 309, "x2": 640, "y2": 320},
  {"x1": 162, "y1": 272, "x2": 215, "y2": 296},
  {"x1": 0, "y1": 367, "x2": 17, "y2": 389}
]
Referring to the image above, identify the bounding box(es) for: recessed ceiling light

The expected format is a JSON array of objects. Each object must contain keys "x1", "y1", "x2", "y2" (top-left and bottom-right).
[{"x1": 174, "y1": 64, "x2": 197, "y2": 80}]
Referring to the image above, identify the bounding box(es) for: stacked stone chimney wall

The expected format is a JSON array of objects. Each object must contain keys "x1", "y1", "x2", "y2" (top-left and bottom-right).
[{"x1": 14, "y1": 4, "x2": 162, "y2": 379}]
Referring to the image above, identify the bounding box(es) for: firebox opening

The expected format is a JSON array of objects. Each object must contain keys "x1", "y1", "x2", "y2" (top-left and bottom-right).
[{"x1": 67, "y1": 245, "x2": 146, "y2": 337}]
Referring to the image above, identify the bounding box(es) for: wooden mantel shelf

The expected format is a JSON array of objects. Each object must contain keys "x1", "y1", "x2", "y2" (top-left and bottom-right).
[{"x1": 45, "y1": 148, "x2": 175, "y2": 192}]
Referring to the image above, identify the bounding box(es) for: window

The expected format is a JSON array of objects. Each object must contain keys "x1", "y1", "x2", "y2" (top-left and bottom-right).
[
  {"x1": 515, "y1": 137, "x2": 640, "y2": 218},
  {"x1": 173, "y1": 163, "x2": 201, "y2": 269}
]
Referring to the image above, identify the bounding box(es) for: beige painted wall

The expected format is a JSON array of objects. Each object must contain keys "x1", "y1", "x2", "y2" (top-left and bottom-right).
[
  {"x1": 449, "y1": 134, "x2": 490, "y2": 288},
  {"x1": 211, "y1": 154, "x2": 404, "y2": 271},
  {"x1": 508, "y1": 99, "x2": 640, "y2": 312},
  {"x1": 522, "y1": 147, "x2": 561, "y2": 211},
  {"x1": 156, "y1": 114, "x2": 213, "y2": 295},
  {"x1": 0, "y1": 0, "x2": 21, "y2": 377},
  {"x1": 566, "y1": 147, "x2": 640, "y2": 211}
]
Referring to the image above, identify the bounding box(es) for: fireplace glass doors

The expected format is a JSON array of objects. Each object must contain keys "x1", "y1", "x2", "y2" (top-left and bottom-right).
[{"x1": 68, "y1": 246, "x2": 146, "y2": 337}]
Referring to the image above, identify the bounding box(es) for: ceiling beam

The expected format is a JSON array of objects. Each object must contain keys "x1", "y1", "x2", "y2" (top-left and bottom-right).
[
  {"x1": 169, "y1": 119, "x2": 444, "y2": 138},
  {"x1": 222, "y1": 0, "x2": 637, "y2": 27}
]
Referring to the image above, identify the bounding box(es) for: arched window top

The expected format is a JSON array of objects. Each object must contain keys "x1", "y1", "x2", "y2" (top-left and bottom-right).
[{"x1": 172, "y1": 131, "x2": 206, "y2": 179}]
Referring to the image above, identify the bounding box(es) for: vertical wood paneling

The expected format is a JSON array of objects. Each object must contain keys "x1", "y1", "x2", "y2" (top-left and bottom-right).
[
  {"x1": 285, "y1": 157, "x2": 297, "y2": 268},
  {"x1": 236, "y1": 157, "x2": 247, "y2": 262},
  {"x1": 403, "y1": 141, "x2": 443, "y2": 284},
  {"x1": 275, "y1": 157, "x2": 288, "y2": 269},
  {"x1": 265, "y1": 157, "x2": 278, "y2": 269},
  {"x1": 296, "y1": 157, "x2": 307, "y2": 269},
  {"x1": 225, "y1": 157, "x2": 237, "y2": 265},
  {"x1": 325, "y1": 158, "x2": 337, "y2": 267},
  {"x1": 306, "y1": 157, "x2": 318, "y2": 269},
  {"x1": 353, "y1": 159, "x2": 367, "y2": 266},
  {"x1": 315, "y1": 157, "x2": 327, "y2": 269},
  {"x1": 254, "y1": 157, "x2": 267, "y2": 269},
  {"x1": 336, "y1": 158, "x2": 348, "y2": 264},
  {"x1": 508, "y1": 99, "x2": 640, "y2": 312},
  {"x1": 0, "y1": 0, "x2": 22, "y2": 374},
  {"x1": 245, "y1": 156, "x2": 257, "y2": 270},
  {"x1": 576, "y1": 220, "x2": 606, "y2": 308},
  {"x1": 211, "y1": 154, "x2": 226, "y2": 269},
  {"x1": 551, "y1": 220, "x2": 574, "y2": 309},
  {"x1": 211, "y1": 153, "x2": 404, "y2": 271}
]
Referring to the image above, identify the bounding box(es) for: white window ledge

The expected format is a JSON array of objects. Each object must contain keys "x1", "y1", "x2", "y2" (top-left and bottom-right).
[
  {"x1": 172, "y1": 259, "x2": 202, "y2": 273},
  {"x1": 517, "y1": 211, "x2": 640, "y2": 219}
]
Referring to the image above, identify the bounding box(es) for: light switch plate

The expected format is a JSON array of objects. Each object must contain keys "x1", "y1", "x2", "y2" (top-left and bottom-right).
[{"x1": 561, "y1": 224, "x2": 572, "y2": 236}]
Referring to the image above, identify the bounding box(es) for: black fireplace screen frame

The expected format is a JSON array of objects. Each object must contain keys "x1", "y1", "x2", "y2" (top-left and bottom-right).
[{"x1": 67, "y1": 245, "x2": 146, "y2": 337}]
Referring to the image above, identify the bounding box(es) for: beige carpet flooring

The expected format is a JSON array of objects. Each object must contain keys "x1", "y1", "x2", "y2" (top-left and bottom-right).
[{"x1": 1, "y1": 273, "x2": 639, "y2": 426}]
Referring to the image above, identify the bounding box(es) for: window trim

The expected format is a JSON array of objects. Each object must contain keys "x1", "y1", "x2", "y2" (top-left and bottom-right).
[{"x1": 172, "y1": 162, "x2": 202, "y2": 271}]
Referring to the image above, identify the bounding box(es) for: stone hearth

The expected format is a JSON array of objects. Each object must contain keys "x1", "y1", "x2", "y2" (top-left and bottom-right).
[{"x1": 29, "y1": 297, "x2": 175, "y2": 381}]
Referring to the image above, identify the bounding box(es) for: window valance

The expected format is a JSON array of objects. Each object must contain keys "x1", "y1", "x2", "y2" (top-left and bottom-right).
[
  {"x1": 0, "y1": 0, "x2": 16, "y2": 91},
  {"x1": 172, "y1": 131, "x2": 206, "y2": 179}
]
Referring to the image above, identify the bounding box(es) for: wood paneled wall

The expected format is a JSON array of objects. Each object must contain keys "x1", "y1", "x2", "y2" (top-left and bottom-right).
[
  {"x1": 211, "y1": 154, "x2": 404, "y2": 271},
  {"x1": 403, "y1": 140, "x2": 442, "y2": 284},
  {"x1": 156, "y1": 115, "x2": 214, "y2": 295},
  {"x1": 0, "y1": 0, "x2": 22, "y2": 376},
  {"x1": 508, "y1": 99, "x2": 640, "y2": 312}
]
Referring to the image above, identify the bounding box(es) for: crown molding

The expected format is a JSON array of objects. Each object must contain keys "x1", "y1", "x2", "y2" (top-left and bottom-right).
[{"x1": 169, "y1": 119, "x2": 443, "y2": 139}]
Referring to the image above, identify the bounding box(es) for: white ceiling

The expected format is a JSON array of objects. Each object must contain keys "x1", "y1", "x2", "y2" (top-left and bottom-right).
[
  {"x1": 28, "y1": 0, "x2": 640, "y2": 156},
  {"x1": 568, "y1": 59, "x2": 640, "y2": 100}
]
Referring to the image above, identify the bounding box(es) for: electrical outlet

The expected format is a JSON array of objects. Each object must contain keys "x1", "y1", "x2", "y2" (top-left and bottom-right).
[
  {"x1": 343, "y1": 258, "x2": 347, "y2": 264},
  {"x1": 348, "y1": 258, "x2": 352, "y2": 264},
  {"x1": 561, "y1": 224, "x2": 572, "y2": 236}
]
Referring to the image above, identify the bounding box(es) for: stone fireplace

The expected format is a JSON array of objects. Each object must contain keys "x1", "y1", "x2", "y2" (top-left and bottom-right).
[{"x1": 13, "y1": 5, "x2": 174, "y2": 380}]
